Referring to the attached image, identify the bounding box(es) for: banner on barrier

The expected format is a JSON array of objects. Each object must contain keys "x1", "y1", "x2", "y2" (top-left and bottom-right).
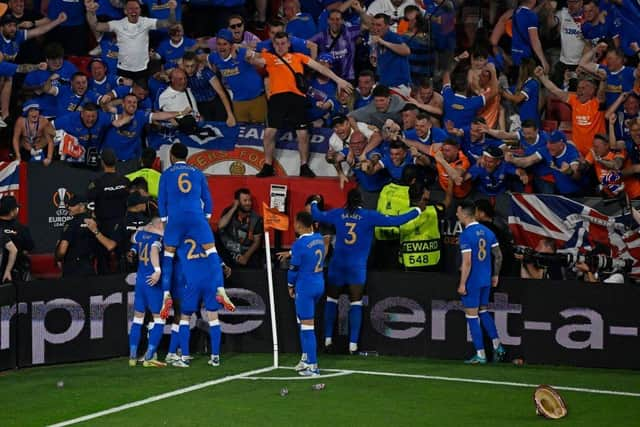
[
  {"x1": 0, "y1": 284, "x2": 16, "y2": 371},
  {"x1": 1, "y1": 270, "x2": 638, "y2": 370},
  {"x1": 157, "y1": 125, "x2": 336, "y2": 176}
]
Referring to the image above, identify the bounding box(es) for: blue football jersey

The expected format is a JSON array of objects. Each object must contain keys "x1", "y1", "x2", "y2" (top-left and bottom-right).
[
  {"x1": 176, "y1": 236, "x2": 220, "y2": 286},
  {"x1": 459, "y1": 222, "x2": 498, "y2": 289},
  {"x1": 288, "y1": 232, "x2": 325, "y2": 288},
  {"x1": 158, "y1": 161, "x2": 213, "y2": 220},
  {"x1": 133, "y1": 229, "x2": 163, "y2": 286},
  {"x1": 311, "y1": 203, "x2": 419, "y2": 267}
]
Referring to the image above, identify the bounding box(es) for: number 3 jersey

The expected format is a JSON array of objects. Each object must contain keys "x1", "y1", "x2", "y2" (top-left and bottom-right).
[{"x1": 459, "y1": 222, "x2": 498, "y2": 289}]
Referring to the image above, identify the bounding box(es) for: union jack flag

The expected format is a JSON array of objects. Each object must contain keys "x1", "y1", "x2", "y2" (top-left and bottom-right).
[
  {"x1": 508, "y1": 193, "x2": 640, "y2": 278},
  {"x1": 0, "y1": 161, "x2": 20, "y2": 198}
]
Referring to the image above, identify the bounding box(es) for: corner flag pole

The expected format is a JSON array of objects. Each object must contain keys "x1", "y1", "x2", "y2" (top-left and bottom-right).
[{"x1": 264, "y1": 231, "x2": 279, "y2": 368}]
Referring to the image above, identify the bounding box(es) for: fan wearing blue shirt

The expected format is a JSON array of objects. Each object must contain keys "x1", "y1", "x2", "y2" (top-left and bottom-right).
[
  {"x1": 42, "y1": 72, "x2": 102, "y2": 118},
  {"x1": 256, "y1": 18, "x2": 318, "y2": 58},
  {"x1": 370, "y1": 13, "x2": 411, "y2": 92},
  {"x1": 88, "y1": 58, "x2": 119, "y2": 96},
  {"x1": 460, "y1": 146, "x2": 527, "y2": 196},
  {"x1": 52, "y1": 103, "x2": 112, "y2": 163},
  {"x1": 0, "y1": 11, "x2": 66, "y2": 60},
  {"x1": 511, "y1": 0, "x2": 549, "y2": 72},
  {"x1": 505, "y1": 130, "x2": 585, "y2": 196},
  {"x1": 448, "y1": 117, "x2": 504, "y2": 165},
  {"x1": 103, "y1": 93, "x2": 183, "y2": 161},
  {"x1": 403, "y1": 112, "x2": 448, "y2": 154},
  {"x1": 500, "y1": 58, "x2": 540, "y2": 125},
  {"x1": 311, "y1": 189, "x2": 420, "y2": 354},
  {"x1": 156, "y1": 24, "x2": 197, "y2": 70},
  {"x1": 441, "y1": 64, "x2": 491, "y2": 129},
  {"x1": 363, "y1": 140, "x2": 430, "y2": 183},
  {"x1": 283, "y1": 0, "x2": 318, "y2": 40},
  {"x1": 580, "y1": 46, "x2": 638, "y2": 108},
  {"x1": 287, "y1": 211, "x2": 325, "y2": 377},
  {"x1": 46, "y1": 0, "x2": 88, "y2": 55},
  {"x1": 456, "y1": 200, "x2": 505, "y2": 365}
]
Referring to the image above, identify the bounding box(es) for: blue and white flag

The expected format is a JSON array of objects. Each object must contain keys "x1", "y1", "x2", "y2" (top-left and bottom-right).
[
  {"x1": 147, "y1": 122, "x2": 239, "y2": 151},
  {"x1": 0, "y1": 161, "x2": 20, "y2": 196}
]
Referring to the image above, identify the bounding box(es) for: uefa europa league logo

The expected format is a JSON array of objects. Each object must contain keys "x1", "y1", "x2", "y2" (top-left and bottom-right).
[
  {"x1": 56, "y1": 188, "x2": 67, "y2": 209},
  {"x1": 53, "y1": 187, "x2": 73, "y2": 214}
]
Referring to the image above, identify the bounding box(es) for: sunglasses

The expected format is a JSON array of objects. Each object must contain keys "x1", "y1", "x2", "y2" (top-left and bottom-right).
[{"x1": 229, "y1": 22, "x2": 243, "y2": 29}]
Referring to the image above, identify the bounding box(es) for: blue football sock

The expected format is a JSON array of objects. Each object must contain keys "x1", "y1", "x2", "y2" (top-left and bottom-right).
[
  {"x1": 479, "y1": 310, "x2": 499, "y2": 341},
  {"x1": 301, "y1": 325, "x2": 317, "y2": 365},
  {"x1": 324, "y1": 297, "x2": 338, "y2": 340},
  {"x1": 168, "y1": 324, "x2": 180, "y2": 354},
  {"x1": 145, "y1": 319, "x2": 165, "y2": 360},
  {"x1": 209, "y1": 319, "x2": 221, "y2": 356},
  {"x1": 179, "y1": 320, "x2": 190, "y2": 357},
  {"x1": 466, "y1": 315, "x2": 484, "y2": 352},
  {"x1": 129, "y1": 318, "x2": 143, "y2": 359},
  {"x1": 161, "y1": 251, "x2": 175, "y2": 292},
  {"x1": 349, "y1": 300, "x2": 363, "y2": 346}
]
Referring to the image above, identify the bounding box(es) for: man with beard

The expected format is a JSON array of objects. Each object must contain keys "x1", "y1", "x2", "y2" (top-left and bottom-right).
[{"x1": 217, "y1": 188, "x2": 264, "y2": 268}]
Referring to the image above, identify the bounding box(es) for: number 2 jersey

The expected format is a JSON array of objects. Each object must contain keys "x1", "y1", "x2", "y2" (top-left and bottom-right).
[
  {"x1": 459, "y1": 221, "x2": 498, "y2": 289},
  {"x1": 288, "y1": 232, "x2": 325, "y2": 291}
]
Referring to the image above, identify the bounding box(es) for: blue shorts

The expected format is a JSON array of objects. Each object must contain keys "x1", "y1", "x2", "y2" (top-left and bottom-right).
[
  {"x1": 328, "y1": 260, "x2": 366, "y2": 287},
  {"x1": 461, "y1": 286, "x2": 491, "y2": 309},
  {"x1": 164, "y1": 214, "x2": 214, "y2": 248},
  {"x1": 295, "y1": 284, "x2": 324, "y2": 320},
  {"x1": 134, "y1": 282, "x2": 164, "y2": 313},
  {"x1": 181, "y1": 280, "x2": 221, "y2": 314}
]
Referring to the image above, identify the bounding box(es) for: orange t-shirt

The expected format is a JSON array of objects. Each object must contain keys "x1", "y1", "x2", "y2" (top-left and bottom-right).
[
  {"x1": 431, "y1": 146, "x2": 472, "y2": 198},
  {"x1": 261, "y1": 51, "x2": 310, "y2": 97},
  {"x1": 567, "y1": 94, "x2": 605, "y2": 156},
  {"x1": 585, "y1": 149, "x2": 625, "y2": 183},
  {"x1": 479, "y1": 92, "x2": 500, "y2": 129}
]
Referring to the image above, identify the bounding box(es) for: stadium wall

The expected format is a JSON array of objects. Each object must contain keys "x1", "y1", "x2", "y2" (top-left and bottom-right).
[{"x1": 0, "y1": 271, "x2": 638, "y2": 371}]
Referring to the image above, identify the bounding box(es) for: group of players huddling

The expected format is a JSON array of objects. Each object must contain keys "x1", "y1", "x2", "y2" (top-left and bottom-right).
[{"x1": 129, "y1": 142, "x2": 506, "y2": 375}]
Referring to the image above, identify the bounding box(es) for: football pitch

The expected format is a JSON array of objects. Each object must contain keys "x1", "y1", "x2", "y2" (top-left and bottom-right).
[{"x1": 2, "y1": 353, "x2": 639, "y2": 426}]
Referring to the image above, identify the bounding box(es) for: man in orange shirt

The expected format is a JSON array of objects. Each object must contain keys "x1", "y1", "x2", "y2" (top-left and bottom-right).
[
  {"x1": 583, "y1": 134, "x2": 625, "y2": 197},
  {"x1": 250, "y1": 31, "x2": 352, "y2": 177},
  {"x1": 535, "y1": 66, "x2": 606, "y2": 156},
  {"x1": 431, "y1": 139, "x2": 472, "y2": 198}
]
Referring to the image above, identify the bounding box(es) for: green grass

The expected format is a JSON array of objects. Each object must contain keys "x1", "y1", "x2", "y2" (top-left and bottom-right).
[{"x1": 1, "y1": 354, "x2": 639, "y2": 427}]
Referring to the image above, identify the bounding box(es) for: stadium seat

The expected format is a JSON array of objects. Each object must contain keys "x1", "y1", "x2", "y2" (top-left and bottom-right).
[
  {"x1": 542, "y1": 120, "x2": 558, "y2": 132},
  {"x1": 66, "y1": 56, "x2": 92, "y2": 75}
]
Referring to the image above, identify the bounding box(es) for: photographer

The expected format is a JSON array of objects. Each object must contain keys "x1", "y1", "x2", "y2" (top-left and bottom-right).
[{"x1": 515, "y1": 239, "x2": 564, "y2": 280}]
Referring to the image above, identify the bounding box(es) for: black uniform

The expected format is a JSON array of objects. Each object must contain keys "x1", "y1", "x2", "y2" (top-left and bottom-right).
[
  {"x1": 0, "y1": 218, "x2": 35, "y2": 281},
  {"x1": 87, "y1": 172, "x2": 130, "y2": 273},
  {"x1": 59, "y1": 212, "x2": 97, "y2": 277}
]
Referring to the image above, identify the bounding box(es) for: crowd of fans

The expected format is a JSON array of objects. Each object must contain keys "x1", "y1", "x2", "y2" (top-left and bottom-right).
[{"x1": 0, "y1": 0, "x2": 638, "y2": 281}]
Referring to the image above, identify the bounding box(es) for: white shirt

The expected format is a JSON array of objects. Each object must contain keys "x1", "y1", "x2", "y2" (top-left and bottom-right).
[
  {"x1": 158, "y1": 86, "x2": 200, "y2": 117},
  {"x1": 108, "y1": 17, "x2": 158, "y2": 72},
  {"x1": 329, "y1": 122, "x2": 375, "y2": 152},
  {"x1": 556, "y1": 8, "x2": 585, "y2": 65}
]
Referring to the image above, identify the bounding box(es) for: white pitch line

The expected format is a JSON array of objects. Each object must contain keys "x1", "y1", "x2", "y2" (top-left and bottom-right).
[
  {"x1": 281, "y1": 366, "x2": 640, "y2": 398},
  {"x1": 47, "y1": 366, "x2": 277, "y2": 427},
  {"x1": 240, "y1": 371, "x2": 353, "y2": 381}
]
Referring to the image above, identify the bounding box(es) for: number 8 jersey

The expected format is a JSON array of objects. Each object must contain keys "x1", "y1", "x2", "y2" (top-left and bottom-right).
[
  {"x1": 158, "y1": 160, "x2": 215, "y2": 247},
  {"x1": 459, "y1": 222, "x2": 498, "y2": 289}
]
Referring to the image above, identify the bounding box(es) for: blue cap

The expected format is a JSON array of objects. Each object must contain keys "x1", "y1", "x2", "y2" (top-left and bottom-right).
[
  {"x1": 217, "y1": 28, "x2": 234, "y2": 43},
  {"x1": 549, "y1": 130, "x2": 567, "y2": 144},
  {"x1": 317, "y1": 53, "x2": 334, "y2": 65}
]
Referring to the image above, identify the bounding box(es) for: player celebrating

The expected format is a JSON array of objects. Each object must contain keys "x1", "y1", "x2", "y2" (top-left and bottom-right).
[
  {"x1": 176, "y1": 233, "x2": 234, "y2": 367},
  {"x1": 311, "y1": 189, "x2": 421, "y2": 354},
  {"x1": 158, "y1": 142, "x2": 233, "y2": 315},
  {"x1": 288, "y1": 212, "x2": 326, "y2": 376},
  {"x1": 128, "y1": 217, "x2": 167, "y2": 367},
  {"x1": 456, "y1": 201, "x2": 505, "y2": 364}
]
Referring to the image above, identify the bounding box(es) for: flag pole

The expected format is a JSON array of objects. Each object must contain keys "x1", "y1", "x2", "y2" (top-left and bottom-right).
[{"x1": 264, "y1": 231, "x2": 279, "y2": 368}]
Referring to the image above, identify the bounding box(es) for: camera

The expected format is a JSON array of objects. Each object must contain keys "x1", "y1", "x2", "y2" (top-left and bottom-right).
[{"x1": 514, "y1": 246, "x2": 632, "y2": 274}]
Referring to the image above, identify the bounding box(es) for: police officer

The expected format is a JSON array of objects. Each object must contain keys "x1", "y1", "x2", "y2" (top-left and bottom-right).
[
  {"x1": 0, "y1": 196, "x2": 34, "y2": 281},
  {"x1": 55, "y1": 195, "x2": 117, "y2": 277},
  {"x1": 125, "y1": 191, "x2": 150, "y2": 237},
  {"x1": 87, "y1": 149, "x2": 130, "y2": 273}
]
